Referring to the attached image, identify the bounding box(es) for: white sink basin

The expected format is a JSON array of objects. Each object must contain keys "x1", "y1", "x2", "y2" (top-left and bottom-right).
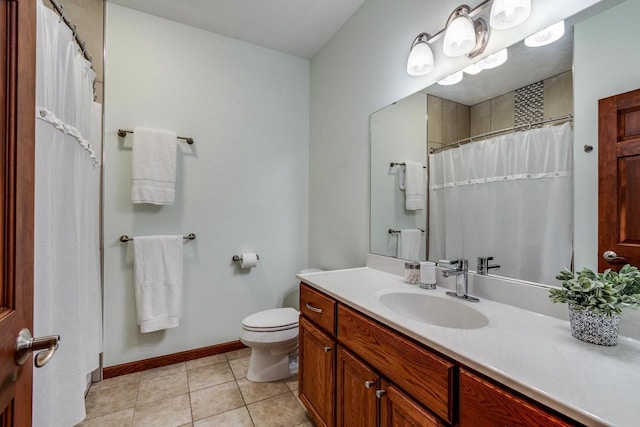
[{"x1": 378, "y1": 291, "x2": 489, "y2": 329}]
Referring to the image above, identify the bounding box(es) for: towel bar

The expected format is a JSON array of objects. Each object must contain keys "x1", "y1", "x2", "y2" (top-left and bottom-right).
[
  {"x1": 390, "y1": 162, "x2": 426, "y2": 169},
  {"x1": 120, "y1": 233, "x2": 196, "y2": 243},
  {"x1": 388, "y1": 229, "x2": 425, "y2": 235},
  {"x1": 117, "y1": 129, "x2": 194, "y2": 145}
]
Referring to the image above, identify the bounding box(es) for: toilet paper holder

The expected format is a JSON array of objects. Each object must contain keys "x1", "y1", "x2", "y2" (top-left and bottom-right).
[{"x1": 232, "y1": 254, "x2": 260, "y2": 262}]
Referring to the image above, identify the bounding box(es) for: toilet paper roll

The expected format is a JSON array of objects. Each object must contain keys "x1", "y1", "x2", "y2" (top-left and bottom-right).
[
  {"x1": 240, "y1": 253, "x2": 258, "y2": 269},
  {"x1": 420, "y1": 261, "x2": 436, "y2": 284}
]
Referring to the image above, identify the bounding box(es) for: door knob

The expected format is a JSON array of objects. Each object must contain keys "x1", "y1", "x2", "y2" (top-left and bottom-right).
[
  {"x1": 603, "y1": 250, "x2": 626, "y2": 263},
  {"x1": 15, "y1": 328, "x2": 61, "y2": 368}
]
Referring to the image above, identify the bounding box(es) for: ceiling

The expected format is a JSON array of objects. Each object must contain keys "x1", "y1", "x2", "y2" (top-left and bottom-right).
[{"x1": 106, "y1": 0, "x2": 366, "y2": 59}]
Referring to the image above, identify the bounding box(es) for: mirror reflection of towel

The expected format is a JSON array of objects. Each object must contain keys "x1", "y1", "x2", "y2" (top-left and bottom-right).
[
  {"x1": 403, "y1": 161, "x2": 425, "y2": 210},
  {"x1": 398, "y1": 229, "x2": 421, "y2": 261}
]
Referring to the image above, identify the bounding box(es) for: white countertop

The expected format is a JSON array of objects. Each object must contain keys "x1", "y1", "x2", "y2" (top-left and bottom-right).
[{"x1": 297, "y1": 267, "x2": 640, "y2": 427}]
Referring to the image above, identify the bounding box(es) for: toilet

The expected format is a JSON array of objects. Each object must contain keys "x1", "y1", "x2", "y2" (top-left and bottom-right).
[{"x1": 240, "y1": 268, "x2": 322, "y2": 382}]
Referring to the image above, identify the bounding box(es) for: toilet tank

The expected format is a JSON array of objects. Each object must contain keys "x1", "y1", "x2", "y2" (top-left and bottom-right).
[{"x1": 282, "y1": 269, "x2": 324, "y2": 310}]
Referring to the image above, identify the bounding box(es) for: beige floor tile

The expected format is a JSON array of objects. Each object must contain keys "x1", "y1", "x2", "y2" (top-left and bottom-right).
[
  {"x1": 186, "y1": 354, "x2": 227, "y2": 371},
  {"x1": 229, "y1": 356, "x2": 250, "y2": 380},
  {"x1": 237, "y1": 378, "x2": 289, "y2": 404},
  {"x1": 137, "y1": 370, "x2": 189, "y2": 405},
  {"x1": 132, "y1": 394, "x2": 191, "y2": 427},
  {"x1": 190, "y1": 381, "x2": 245, "y2": 421},
  {"x1": 193, "y1": 407, "x2": 254, "y2": 427},
  {"x1": 76, "y1": 408, "x2": 134, "y2": 427},
  {"x1": 225, "y1": 348, "x2": 251, "y2": 360},
  {"x1": 284, "y1": 375, "x2": 298, "y2": 392},
  {"x1": 89, "y1": 372, "x2": 141, "y2": 392},
  {"x1": 294, "y1": 422, "x2": 314, "y2": 427},
  {"x1": 84, "y1": 383, "x2": 138, "y2": 420},
  {"x1": 140, "y1": 362, "x2": 186, "y2": 380},
  {"x1": 188, "y1": 361, "x2": 235, "y2": 392},
  {"x1": 178, "y1": 424, "x2": 193, "y2": 427},
  {"x1": 247, "y1": 392, "x2": 309, "y2": 427}
]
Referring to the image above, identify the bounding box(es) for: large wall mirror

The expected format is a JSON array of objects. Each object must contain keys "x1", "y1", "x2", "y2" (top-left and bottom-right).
[{"x1": 370, "y1": 0, "x2": 620, "y2": 285}]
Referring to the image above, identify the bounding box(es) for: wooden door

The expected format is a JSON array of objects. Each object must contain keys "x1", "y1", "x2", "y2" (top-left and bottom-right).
[
  {"x1": 599, "y1": 88, "x2": 640, "y2": 271},
  {"x1": 299, "y1": 316, "x2": 335, "y2": 427},
  {"x1": 336, "y1": 346, "x2": 378, "y2": 427},
  {"x1": 379, "y1": 379, "x2": 444, "y2": 427},
  {"x1": 0, "y1": 0, "x2": 36, "y2": 425}
]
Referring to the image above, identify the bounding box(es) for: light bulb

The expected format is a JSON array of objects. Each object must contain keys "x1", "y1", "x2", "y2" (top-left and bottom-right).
[
  {"x1": 524, "y1": 21, "x2": 565, "y2": 47},
  {"x1": 437, "y1": 71, "x2": 463, "y2": 86},
  {"x1": 463, "y1": 63, "x2": 483, "y2": 75},
  {"x1": 490, "y1": 0, "x2": 531, "y2": 30},
  {"x1": 476, "y1": 48, "x2": 508, "y2": 70},
  {"x1": 407, "y1": 39, "x2": 434, "y2": 76},
  {"x1": 443, "y1": 11, "x2": 476, "y2": 57}
]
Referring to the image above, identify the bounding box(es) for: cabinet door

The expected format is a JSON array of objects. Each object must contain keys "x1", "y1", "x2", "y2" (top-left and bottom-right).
[
  {"x1": 379, "y1": 380, "x2": 445, "y2": 427},
  {"x1": 299, "y1": 316, "x2": 335, "y2": 427},
  {"x1": 459, "y1": 369, "x2": 573, "y2": 427},
  {"x1": 337, "y1": 346, "x2": 378, "y2": 427}
]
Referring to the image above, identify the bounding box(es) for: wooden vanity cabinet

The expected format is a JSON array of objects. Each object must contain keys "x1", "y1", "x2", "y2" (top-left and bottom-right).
[
  {"x1": 299, "y1": 283, "x2": 338, "y2": 427},
  {"x1": 337, "y1": 345, "x2": 445, "y2": 427},
  {"x1": 459, "y1": 369, "x2": 573, "y2": 427},
  {"x1": 337, "y1": 346, "x2": 378, "y2": 427},
  {"x1": 337, "y1": 304, "x2": 455, "y2": 424}
]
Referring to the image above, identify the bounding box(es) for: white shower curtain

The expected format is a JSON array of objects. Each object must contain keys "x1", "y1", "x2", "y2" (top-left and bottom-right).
[
  {"x1": 429, "y1": 122, "x2": 573, "y2": 286},
  {"x1": 34, "y1": 1, "x2": 102, "y2": 426}
]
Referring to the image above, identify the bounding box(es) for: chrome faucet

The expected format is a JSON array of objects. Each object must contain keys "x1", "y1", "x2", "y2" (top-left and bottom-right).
[
  {"x1": 477, "y1": 256, "x2": 500, "y2": 276},
  {"x1": 440, "y1": 259, "x2": 479, "y2": 302}
]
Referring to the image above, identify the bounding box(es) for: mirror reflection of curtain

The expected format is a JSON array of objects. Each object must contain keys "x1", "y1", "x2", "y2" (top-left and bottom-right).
[
  {"x1": 429, "y1": 122, "x2": 573, "y2": 285},
  {"x1": 34, "y1": 0, "x2": 102, "y2": 425}
]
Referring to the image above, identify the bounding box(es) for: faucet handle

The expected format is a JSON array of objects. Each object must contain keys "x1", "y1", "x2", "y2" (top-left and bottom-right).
[
  {"x1": 438, "y1": 259, "x2": 459, "y2": 267},
  {"x1": 438, "y1": 259, "x2": 467, "y2": 269}
]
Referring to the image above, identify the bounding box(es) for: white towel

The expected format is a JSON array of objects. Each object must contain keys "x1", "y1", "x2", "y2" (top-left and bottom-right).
[
  {"x1": 398, "y1": 229, "x2": 422, "y2": 261},
  {"x1": 133, "y1": 235, "x2": 183, "y2": 333},
  {"x1": 131, "y1": 126, "x2": 177, "y2": 205},
  {"x1": 403, "y1": 161, "x2": 425, "y2": 210}
]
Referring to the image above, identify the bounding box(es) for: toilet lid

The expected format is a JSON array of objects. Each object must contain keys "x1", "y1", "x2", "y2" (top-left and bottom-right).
[{"x1": 242, "y1": 308, "x2": 299, "y2": 332}]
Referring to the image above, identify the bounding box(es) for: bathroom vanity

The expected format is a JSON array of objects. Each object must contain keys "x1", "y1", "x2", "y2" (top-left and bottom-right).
[{"x1": 297, "y1": 266, "x2": 640, "y2": 427}]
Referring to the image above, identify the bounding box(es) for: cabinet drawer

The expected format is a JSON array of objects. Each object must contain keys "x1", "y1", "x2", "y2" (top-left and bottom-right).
[
  {"x1": 300, "y1": 283, "x2": 336, "y2": 336},
  {"x1": 337, "y1": 305, "x2": 455, "y2": 424},
  {"x1": 459, "y1": 369, "x2": 573, "y2": 427}
]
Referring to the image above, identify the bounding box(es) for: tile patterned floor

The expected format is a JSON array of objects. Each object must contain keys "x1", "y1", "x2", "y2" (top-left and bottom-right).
[{"x1": 77, "y1": 348, "x2": 314, "y2": 427}]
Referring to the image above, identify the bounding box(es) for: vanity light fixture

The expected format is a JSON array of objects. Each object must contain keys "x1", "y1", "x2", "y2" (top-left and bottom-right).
[
  {"x1": 443, "y1": 5, "x2": 489, "y2": 58},
  {"x1": 489, "y1": 0, "x2": 531, "y2": 30},
  {"x1": 437, "y1": 71, "x2": 464, "y2": 86},
  {"x1": 476, "y1": 48, "x2": 508, "y2": 69},
  {"x1": 524, "y1": 20, "x2": 565, "y2": 47},
  {"x1": 407, "y1": 33, "x2": 435, "y2": 76}
]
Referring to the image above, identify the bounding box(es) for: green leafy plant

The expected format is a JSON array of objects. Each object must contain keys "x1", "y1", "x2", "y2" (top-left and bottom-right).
[{"x1": 549, "y1": 264, "x2": 640, "y2": 317}]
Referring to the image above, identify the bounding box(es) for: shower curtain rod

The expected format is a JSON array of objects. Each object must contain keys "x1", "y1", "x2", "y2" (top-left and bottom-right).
[
  {"x1": 430, "y1": 114, "x2": 574, "y2": 154},
  {"x1": 47, "y1": 0, "x2": 95, "y2": 72}
]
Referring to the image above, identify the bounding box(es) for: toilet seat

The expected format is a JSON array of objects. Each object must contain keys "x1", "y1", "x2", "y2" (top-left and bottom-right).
[{"x1": 242, "y1": 308, "x2": 299, "y2": 333}]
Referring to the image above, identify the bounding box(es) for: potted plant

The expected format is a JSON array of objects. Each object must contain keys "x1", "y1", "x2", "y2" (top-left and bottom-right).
[{"x1": 549, "y1": 264, "x2": 640, "y2": 346}]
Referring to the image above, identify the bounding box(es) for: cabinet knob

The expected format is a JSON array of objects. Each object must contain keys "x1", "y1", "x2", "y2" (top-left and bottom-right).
[
  {"x1": 364, "y1": 380, "x2": 375, "y2": 388},
  {"x1": 375, "y1": 389, "x2": 386, "y2": 399},
  {"x1": 323, "y1": 346, "x2": 332, "y2": 353}
]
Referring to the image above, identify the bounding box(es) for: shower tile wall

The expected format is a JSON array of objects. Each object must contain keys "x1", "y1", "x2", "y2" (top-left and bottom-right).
[
  {"x1": 428, "y1": 70, "x2": 573, "y2": 148},
  {"x1": 45, "y1": 0, "x2": 104, "y2": 102},
  {"x1": 427, "y1": 96, "x2": 470, "y2": 152}
]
